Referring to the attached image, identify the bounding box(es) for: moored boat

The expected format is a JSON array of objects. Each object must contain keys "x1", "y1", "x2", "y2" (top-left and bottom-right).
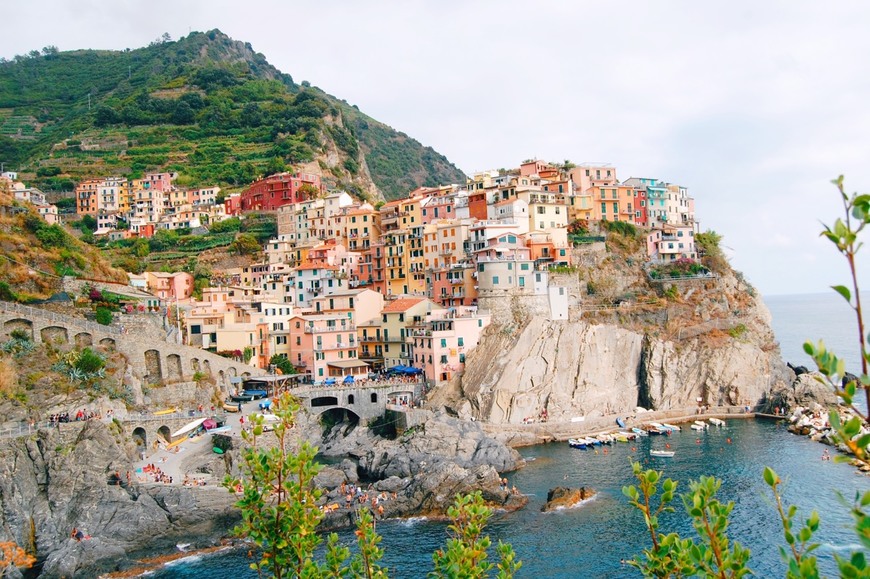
[
  {"x1": 709, "y1": 418, "x2": 725, "y2": 426},
  {"x1": 690, "y1": 423, "x2": 706, "y2": 431},
  {"x1": 662, "y1": 423, "x2": 682, "y2": 431},
  {"x1": 694, "y1": 420, "x2": 709, "y2": 429},
  {"x1": 631, "y1": 427, "x2": 649, "y2": 437},
  {"x1": 650, "y1": 449, "x2": 675, "y2": 457},
  {"x1": 616, "y1": 431, "x2": 637, "y2": 442}
]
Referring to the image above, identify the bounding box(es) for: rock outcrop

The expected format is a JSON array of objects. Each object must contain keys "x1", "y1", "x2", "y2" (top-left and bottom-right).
[
  {"x1": 0, "y1": 422, "x2": 238, "y2": 577},
  {"x1": 309, "y1": 410, "x2": 526, "y2": 524},
  {"x1": 542, "y1": 487, "x2": 597, "y2": 512},
  {"x1": 432, "y1": 269, "x2": 793, "y2": 429}
]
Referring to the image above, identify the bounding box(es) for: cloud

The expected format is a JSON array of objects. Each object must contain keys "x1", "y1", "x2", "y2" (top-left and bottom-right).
[{"x1": 2, "y1": 0, "x2": 870, "y2": 295}]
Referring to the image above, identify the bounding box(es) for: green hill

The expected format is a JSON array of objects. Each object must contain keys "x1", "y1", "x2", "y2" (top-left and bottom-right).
[{"x1": 0, "y1": 30, "x2": 466, "y2": 200}]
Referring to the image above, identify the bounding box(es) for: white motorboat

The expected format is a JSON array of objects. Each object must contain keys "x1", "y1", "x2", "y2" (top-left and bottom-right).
[{"x1": 650, "y1": 449, "x2": 675, "y2": 457}]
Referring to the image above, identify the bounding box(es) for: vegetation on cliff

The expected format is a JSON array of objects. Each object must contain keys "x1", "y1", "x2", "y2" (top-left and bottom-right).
[
  {"x1": 0, "y1": 30, "x2": 466, "y2": 199},
  {"x1": 0, "y1": 188, "x2": 126, "y2": 301}
]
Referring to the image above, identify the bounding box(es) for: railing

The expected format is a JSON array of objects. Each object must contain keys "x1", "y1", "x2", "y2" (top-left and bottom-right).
[
  {"x1": 304, "y1": 324, "x2": 356, "y2": 334},
  {"x1": 0, "y1": 301, "x2": 122, "y2": 335}
]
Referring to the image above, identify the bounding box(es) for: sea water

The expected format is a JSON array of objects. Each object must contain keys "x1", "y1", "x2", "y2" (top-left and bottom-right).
[{"x1": 152, "y1": 293, "x2": 869, "y2": 578}]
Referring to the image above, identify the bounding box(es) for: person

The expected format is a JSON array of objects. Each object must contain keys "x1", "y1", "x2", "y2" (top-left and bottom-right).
[{"x1": 237, "y1": 401, "x2": 242, "y2": 412}]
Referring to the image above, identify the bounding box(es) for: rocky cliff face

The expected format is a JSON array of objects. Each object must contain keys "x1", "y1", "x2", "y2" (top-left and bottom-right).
[
  {"x1": 433, "y1": 269, "x2": 793, "y2": 427},
  {"x1": 0, "y1": 422, "x2": 238, "y2": 577}
]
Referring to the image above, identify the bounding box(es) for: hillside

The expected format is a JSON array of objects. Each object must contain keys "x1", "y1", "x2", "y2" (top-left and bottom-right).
[
  {"x1": 0, "y1": 188, "x2": 127, "y2": 300},
  {"x1": 0, "y1": 30, "x2": 466, "y2": 200}
]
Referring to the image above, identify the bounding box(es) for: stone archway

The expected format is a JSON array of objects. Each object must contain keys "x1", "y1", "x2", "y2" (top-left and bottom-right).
[
  {"x1": 218, "y1": 370, "x2": 226, "y2": 392},
  {"x1": 3, "y1": 319, "x2": 33, "y2": 340},
  {"x1": 132, "y1": 427, "x2": 147, "y2": 449},
  {"x1": 99, "y1": 337, "x2": 116, "y2": 350},
  {"x1": 227, "y1": 367, "x2": 237, "y2": 378},
  {"x1": 144, "y1": 350, "x2": 162, "y2": 384},
  {"x1": 40, "y1": 326, "x2": 68, "y2": 344},
  {"x1": 157, "y1": 425, "x2": 171, "y2": 443},
  {"x1": 166, "y1": 354, "x2": 182, "y2": 380},
  {"x1": 190, "y1": 358, "x2": 201, "y2": 373},
  {"x1": 202, "y1": 360, "x2": 212, "y2": 376},
  {"x1": 74, "y1": 332, "x2": 93, "y2": 347}
]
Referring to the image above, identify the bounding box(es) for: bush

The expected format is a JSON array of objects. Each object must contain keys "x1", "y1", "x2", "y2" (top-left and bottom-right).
[
  {"x1": 95, "y1": 306, "x2": 113, "y2": 325},
  {"x1": 73, "y1": 348, "x2": 105, "y2": 374}
]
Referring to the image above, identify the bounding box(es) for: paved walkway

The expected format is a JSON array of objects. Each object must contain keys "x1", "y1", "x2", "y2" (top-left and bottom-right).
[{"x1": 135, "y1": 398, "x2": 262, "y2": 486}]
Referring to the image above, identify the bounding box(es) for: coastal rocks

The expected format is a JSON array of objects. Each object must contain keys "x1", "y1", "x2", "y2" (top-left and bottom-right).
[
  {"x1": 763, "y1": 372, "x2": 838, "y2": 414},
  {"x1": 542, "y1": 487, "x2": 596, "y2": 511},
  {"x1": 0, "y1": 421, "x2": 239, "y2": 577},
  {"x1": 316, "y1": 409, "x2": 523, "y2": 478},
  {"x1": 309, "y1": 410, "x2": 526, "y2": 522}
]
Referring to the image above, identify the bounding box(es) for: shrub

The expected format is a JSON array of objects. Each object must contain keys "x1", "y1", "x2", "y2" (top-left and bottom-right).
[
  {"x1": 73, "y1": 347, "x2": 105, "y2": 374},
  {"x1": 95, "y1": 306, "x2": 113, "y2": 325}
]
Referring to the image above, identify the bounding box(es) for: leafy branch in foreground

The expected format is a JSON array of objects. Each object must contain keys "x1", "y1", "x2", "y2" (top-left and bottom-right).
[
  {"x1": 225, "y1": 391, "x2": 518, "y2": 579},
  {"x1": 624, "y1": 177, "x2": 870, "y2": 578}
]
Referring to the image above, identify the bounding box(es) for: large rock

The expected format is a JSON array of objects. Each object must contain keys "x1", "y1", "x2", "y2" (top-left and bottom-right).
[
  {"x1": 0, "y1": 421, "x2": 239, "y2": 577},
  {"x1": 542, "y1": 486, "x2": 597, "y2": 512},
  {"x1": 445, "y1": 288, "x2": 792, "y2": 426}
]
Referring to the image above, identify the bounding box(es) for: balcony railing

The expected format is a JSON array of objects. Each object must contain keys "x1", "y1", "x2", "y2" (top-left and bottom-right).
[
  {"x1": 313, "y1": 342, "x2": 356, "y2": 351},
  {"x1": 304, "y1": 324, "x2": 356, "y2": 333}
]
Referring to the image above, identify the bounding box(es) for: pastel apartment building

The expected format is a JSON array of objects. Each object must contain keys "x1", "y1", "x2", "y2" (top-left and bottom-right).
[{"x1": 240, "y1": 171, "x2": 323, "y2": 212}]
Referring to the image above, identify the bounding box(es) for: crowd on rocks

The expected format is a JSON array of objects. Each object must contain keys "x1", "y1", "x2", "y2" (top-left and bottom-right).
[
  {"x1": 785, "y1": 404, "x2": 870, "y2": 472},
  {"x1": 142, "y1": 463, "x2": 173, "y2": 484}
]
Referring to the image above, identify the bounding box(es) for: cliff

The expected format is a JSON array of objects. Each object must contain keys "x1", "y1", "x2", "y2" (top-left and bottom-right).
[
  {"x1": 0, "y1": 421, "x2": 238, "y2": 577},
  {"x1": 429, "y1": 242, "x2": 793, "y2": 437}
]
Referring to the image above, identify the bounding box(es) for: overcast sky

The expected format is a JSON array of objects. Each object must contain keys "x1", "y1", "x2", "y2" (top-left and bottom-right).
[{"x1": 3, "y1": 0, "x2": 870, "y2": 297}]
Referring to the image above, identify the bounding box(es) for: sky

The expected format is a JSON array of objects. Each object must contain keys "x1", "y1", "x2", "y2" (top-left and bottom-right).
[{"x1": 2, "y1": 0, "x2": 870, "y2": 297}]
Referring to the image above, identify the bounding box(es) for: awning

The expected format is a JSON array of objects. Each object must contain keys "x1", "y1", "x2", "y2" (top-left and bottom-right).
[
  {"x1": 326, "y1": 360, "x2": 370, "y2": 370},
  {"x1": 324, "y1": 378, "x2": 336, "y2": 385}
]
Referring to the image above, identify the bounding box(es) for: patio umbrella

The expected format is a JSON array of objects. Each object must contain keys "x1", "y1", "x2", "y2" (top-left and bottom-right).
[
  {"x1": 343, "y1": 375, "x2": 355, "y2": 383},
  {"x1": 324, "y1": 378, "x2": 336, "y2": 385}
]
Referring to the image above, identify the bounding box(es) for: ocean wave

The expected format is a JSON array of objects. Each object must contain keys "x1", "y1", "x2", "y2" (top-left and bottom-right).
[{"x1": 542, "y1": 493, "x2": 599, "y2": 513}]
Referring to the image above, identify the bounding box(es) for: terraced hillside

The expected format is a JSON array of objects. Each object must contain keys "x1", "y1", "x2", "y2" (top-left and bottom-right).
[{"x1": 0, "y1": 30, "x2": 466, "y2": 200}]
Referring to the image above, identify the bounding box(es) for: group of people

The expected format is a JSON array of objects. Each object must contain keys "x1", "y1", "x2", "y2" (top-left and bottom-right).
[
  {"x1": 522, "y1": 409, "x2": 549, "y2": 424},
  {"x1": 142, "y1": 463, "x2": 172, "y2": 484},
  {"x1": 182, "y1": 474, "x2": 208, "y2": 487},
  {"x1": 339, "y1": 482, "x2": 396, "y2": 519}
]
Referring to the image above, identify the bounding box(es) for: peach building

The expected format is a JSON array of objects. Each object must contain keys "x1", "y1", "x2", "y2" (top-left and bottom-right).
[
  {"x1": 146, "y1": 271, "x2": 194, "y2": 301},
  {"x1": 410, "y1": 306, "x2": 491, "y2": 386}
]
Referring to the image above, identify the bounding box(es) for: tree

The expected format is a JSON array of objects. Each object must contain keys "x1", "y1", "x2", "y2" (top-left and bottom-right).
[
  {"x1": 431, "y1": 491, "x2": 521, "y2": 578},
  {"x1": 625, "y1": 177, "x2": 870, "y2": 578},
  {"x1": 269, "y1": 355, "x2": 297, "y2": 375},
  {"x1": 0, "y1": 541, "x2": 35, "y2": 572},
  {"x1": 172, "y1": 101, "x2": 195, "y2": 125},
  {"x1": 225, "y1": 392, "x2": 519, "y2": 579},
  {"x1": 230, "y1": 233, "x2": 260, "y2": 255}
]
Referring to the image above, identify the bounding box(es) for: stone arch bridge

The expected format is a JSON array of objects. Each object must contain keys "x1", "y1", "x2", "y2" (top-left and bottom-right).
[
  {"x1": 291, "y1": 381, "x2": 423, "y2": 424},
  {"x1": 0, "y1": 301, "x2": 261, "y2": 393}
]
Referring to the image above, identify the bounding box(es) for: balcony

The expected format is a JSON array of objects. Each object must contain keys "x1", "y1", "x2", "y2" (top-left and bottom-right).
[
  {"x1": 304, "y1": 324, "x2": 356, "y2": 333},
  {"x1": 314, "y1": 342, "x2": 356, "y2": 351},
  {"x1": 449, "y1": 278, "x2": 464, "y2": 285},
  {"x1": 360, "y1": 335, "x2": 381, "y2": 342}
]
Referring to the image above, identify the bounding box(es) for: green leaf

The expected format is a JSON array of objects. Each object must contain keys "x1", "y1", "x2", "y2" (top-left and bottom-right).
[
  {"x1": 763, "y1": 467, "x2": 778, "y2": 487},
  {"x1": 832, "y1": 284, "x2": 852, "y2": 303}
]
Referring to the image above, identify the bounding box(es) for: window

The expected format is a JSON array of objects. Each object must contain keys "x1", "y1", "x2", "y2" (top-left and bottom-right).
[
  {"x1": 601, "y1": 203, "x2": 606, "y2": 214},
  {"x1": 441, "y1": 338, "x2": 447, "y2": 347},
  {"x1": 440, "y1": 355, "x2": 448, "y2": 364},
  {"x1": 459, "y1": 353, "x2": 466, "y2": 363},
  {"x1": 537, "y1": 206, "x2": 545, "y2": 214},
  {"x1": 519, "y1": 277, "x2": 525, "y2": 287},
  {"x1": 371, "y1": 393, "x2": 378, "y2": 403},
  {"x1": 458, "y1": 337, "x2": 464, "y2": 347},
  {"x1": 521, "y1": 263, "x2": 530, "y2": 271},
  {"x1": 493, "y1": 276, "x2": 499, "y2": 285}
]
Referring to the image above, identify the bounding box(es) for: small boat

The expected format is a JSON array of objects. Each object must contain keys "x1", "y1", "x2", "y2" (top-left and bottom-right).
[
  {"x1": 694, "y1": 420, "x2": 708, "y2": 428},
  {"x1": 154, "y1": 407, "x2": 178, "y2": 416},
  {"x1": 690, "y1": 423, "x2": 706, "y2": 431},
  {"x1": 242, "y1": 389, "x2": 268, "y2": 400},
  {"x1": 646, "y1": 425, "x2": 667, "y2": 435},
  {"x1": 568, "y1": 438, "x2": 590, "y2": 449},
  {"x1": 230, "y1": 393, "x2": 255, "y2": 403},
  {"x1": 596, "y1": 434, "x2": 614, "y2": 445},
  {"x1": 616, "y1": 431, "x2": 636, "y2": 442},
  {"x1": 631, "y1": 427, "x2": 649, "y2": 437},
  {"x1": 616, "y1": 417, "x2": 626, "y2": 428},
  {"x1": 223, "y1": 403, "x2": 240, "y2": 413},
  {"x1": 709, "y1": 418, "x2": 725, "y2": 427},
  {"x1": 650, "y1": 450, "x2": 675, "y2": 458},
  {"x1": 662, "y1": 423, "x2": 682, "y2": 431}
]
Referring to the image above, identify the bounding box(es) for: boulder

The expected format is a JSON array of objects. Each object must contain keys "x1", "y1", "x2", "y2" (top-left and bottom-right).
[{"x1": 542, "y1": 486, "x2": 597, "y2": 512}]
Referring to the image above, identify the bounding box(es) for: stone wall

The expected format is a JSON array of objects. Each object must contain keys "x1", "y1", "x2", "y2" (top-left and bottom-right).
[{"x1": 0, "y1": 301, "x2": 261, "y2": 395}]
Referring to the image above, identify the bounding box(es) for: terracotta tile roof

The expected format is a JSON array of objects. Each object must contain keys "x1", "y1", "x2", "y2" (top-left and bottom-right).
[{"x1": 382, "y1": 297, "x2": 426, "y2": 312}]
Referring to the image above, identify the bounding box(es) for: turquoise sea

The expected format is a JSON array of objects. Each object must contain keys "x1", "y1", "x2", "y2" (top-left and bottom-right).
[{"x1": 152, "y1": 293, "x2": 869, "y2": 578}]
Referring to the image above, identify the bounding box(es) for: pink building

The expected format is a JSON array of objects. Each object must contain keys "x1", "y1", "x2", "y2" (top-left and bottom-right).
[
  {"x1": 146, "y1": 271, "x2": 194, "y2": 301},
  {"x1": 411, "y1": 307, "x2": 491, "y2": 385},
  {"x1": 288, "y1": 313, "x2": 364, "y2": 381}
]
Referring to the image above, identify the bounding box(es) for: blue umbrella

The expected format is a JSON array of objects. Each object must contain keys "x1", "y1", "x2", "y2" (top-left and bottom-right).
[
  {"x1": 343, "y1": 375, "x2": 355, "y2": 383},
  {"x1": 324, "y1": 378, "x2": 336, "y2": 385}
]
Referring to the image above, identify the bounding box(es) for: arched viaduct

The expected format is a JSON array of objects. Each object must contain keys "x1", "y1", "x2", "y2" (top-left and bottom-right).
[
  {"x1": 0, "y1": 301, "x2": 262, "y2": 393},
  {"x1": 292, "y1": 381, "x2": 422, "y2": 424}
]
